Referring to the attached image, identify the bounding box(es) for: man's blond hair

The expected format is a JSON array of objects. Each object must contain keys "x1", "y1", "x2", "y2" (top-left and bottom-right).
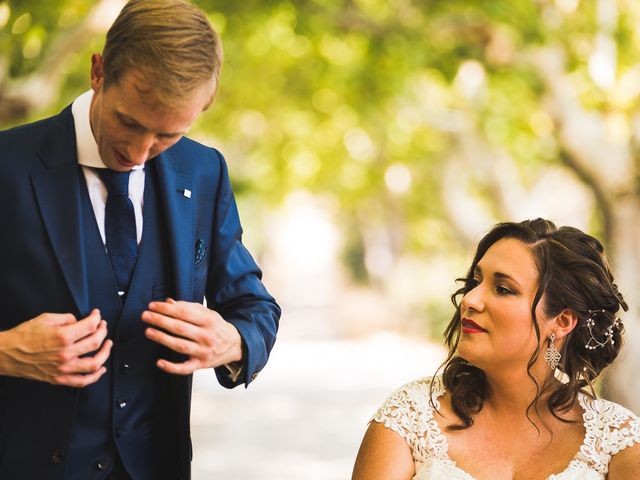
[{"x1": 102, "y1": 0, "x2": 222, "y2": 102}]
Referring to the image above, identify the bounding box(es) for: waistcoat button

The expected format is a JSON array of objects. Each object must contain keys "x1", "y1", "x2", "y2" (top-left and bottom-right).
[{"x1": 50, "y1": 448, "x2": 65, "y2": 464}]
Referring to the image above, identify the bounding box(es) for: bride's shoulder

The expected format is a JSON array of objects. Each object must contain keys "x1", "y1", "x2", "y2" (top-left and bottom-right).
[
  {"x1": 578, "y1": 394, "x2": 640, "y2": 477},
  {"x1": 607, "y1": 429, "x2": 640, "y2": 479},
  {"x1": 580, "y1": 394, "x2": 640, "y2": 428},
  {"x1": 595, "y1": 398, "x2": 639, "y2": 442},
  {"x1": 375, "y1": 376, "x2": 444, "y2": 414},
  {"x1": 371, "y1": 376, "x2": 443, "y2": 445},
  {"x1": 398, "y1": 375, "x2": 444, "y2": 393}
]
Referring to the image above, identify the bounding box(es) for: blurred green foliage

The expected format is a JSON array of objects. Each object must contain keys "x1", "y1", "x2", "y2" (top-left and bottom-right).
[
  {"x1": 1, "y1": 0, "x2": 639, "y2": 279},
  {"x1": 2, "y1": 0, "x2": 639, "y2": 403}
]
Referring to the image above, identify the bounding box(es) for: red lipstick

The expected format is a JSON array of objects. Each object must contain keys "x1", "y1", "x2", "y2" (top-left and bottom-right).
[{"x1": 461, "y1": 318, "x2": 487, "y2": 334}]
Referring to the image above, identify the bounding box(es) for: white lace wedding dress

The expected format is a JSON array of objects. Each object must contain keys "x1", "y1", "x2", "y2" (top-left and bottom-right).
[{"x1": 372, "y1": 376, "x2": 640, "y2": 479}]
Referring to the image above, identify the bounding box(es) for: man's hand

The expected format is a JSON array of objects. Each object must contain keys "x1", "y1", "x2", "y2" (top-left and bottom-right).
[
  {"x1": 141, "y1": 299, "x2": 242, "y2": 374},
  {"x1": 0, "y1": 309, "x2": 112, "y2": 387}
]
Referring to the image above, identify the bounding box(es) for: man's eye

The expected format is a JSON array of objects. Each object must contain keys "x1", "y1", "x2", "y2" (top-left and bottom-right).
[{"x1": 120, "y1": 118, "x2": 138, "y2": 129}]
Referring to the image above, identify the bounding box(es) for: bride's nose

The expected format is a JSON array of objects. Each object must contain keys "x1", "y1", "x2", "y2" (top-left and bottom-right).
[{"x1": 461, "y1": 284, "x2": 485, "y2": 314}]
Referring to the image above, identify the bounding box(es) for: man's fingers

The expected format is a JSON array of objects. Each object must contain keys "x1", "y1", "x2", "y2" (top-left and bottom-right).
[
  {"x1": 52, "y1": 366, "x2": 107, "y2": 388},
  {"x1": 155, "y1": 355, "x2": 229, "y2": 374},
  {"x1": 146, "y1": 300, "x2": 210, "y2": 326},
  {"x1": 141, "y1": 311, "x2": 200, "y2": 341},
  {"x1": 67, "y1": 320, "x2": 108, "y2": 358},
  {"x1": 145, "y1": 327, "x2": 203, "y2": 357},
  {"x1": 59, "y1": 339, "x2": 113, "y2": 374},
  {"x1": 59, "y1": 309, "x2": 103, "y2": 344},
  {"x1": 156, "y1": 358, "x2": 200, "y2": 375},
  {"x1": 45, "y1": 312, "x2": 78, "y2": 327}
]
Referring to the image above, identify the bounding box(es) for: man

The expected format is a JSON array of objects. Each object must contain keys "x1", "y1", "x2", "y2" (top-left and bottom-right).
[{"x1": 0, "y1": 1, "x2": 280, "y2": 479}]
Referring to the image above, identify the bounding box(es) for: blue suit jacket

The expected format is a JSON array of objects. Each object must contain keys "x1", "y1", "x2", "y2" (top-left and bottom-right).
[{"x1": 0, "y1": 106, "x2": 280, "y2": 475}]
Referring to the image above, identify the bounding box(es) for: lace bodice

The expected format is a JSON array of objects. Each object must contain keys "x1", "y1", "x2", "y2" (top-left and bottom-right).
[{"x1": 372, "y1": 377, "x2": 640, "y2": 480}]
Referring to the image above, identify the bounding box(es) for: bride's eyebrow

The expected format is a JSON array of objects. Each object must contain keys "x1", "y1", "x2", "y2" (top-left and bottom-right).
[
  {"x1": 494, "y1": 271, "x2": 521, "y2": 288},
  {"x1": 475, "y1": 265, "x2": 522, "y2": 287}
]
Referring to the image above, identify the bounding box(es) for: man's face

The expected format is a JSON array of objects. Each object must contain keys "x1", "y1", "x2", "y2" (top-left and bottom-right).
[{"x1": 89, "y1": 54, "x2": 216, "y2": 171}]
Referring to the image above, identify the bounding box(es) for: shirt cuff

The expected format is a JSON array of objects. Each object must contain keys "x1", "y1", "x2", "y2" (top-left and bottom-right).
[{"x1": 224, "y1": 361, "x2": 243, "y2": 382}]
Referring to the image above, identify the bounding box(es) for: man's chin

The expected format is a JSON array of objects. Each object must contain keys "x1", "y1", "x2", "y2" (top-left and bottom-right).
[{"x1": 104, "y1": 152, "x2": 134, "y2": 172}]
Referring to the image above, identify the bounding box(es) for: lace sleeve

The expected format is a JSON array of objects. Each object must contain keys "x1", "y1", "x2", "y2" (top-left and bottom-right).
[
  {"x1": 371, "y1": 377, "x2": 445, "y2": 463},
  {"x1": 604, "y1": 404, "x2": 640, "y2": 456},
  {"x1": 580, "y1": 396, "x2": 640, "y2": 473}
]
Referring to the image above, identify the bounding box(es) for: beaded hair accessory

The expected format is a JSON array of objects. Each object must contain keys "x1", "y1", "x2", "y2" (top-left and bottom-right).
[{"x1": 584, "y1": 309, "x2": 622, "y2": 351}]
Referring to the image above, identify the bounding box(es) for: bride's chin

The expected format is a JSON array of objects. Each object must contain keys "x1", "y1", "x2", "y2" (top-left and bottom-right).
[{"x1": 456, "y1": 345, "x2": 485, "y2": 368}]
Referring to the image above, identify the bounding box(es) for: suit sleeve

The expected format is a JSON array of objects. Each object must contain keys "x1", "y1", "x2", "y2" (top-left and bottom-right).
[{"x1": 205, "y1": 151, "x2": 281, "y2": 388}]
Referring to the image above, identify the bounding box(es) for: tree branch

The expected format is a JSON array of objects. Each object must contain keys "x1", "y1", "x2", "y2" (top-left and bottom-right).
[
  {"x1": 0, "y1": 0, "x2": 125, "y2": 125},
  {"x1": 527, "y1": 46, "x2": 631, "y2": 196}
]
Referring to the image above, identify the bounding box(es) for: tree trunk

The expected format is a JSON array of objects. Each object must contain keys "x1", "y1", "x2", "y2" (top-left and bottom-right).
[{"x1": 606, "y1": 195, "x2": 640, "y2": 410}]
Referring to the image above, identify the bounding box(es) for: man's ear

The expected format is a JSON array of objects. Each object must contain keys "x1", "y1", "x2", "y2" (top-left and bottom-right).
[
  {"x1": 90, "y1": 53, "x2": 105, "y2": 92},
  {"x1": 553, "y1": 309, "x2": 578, "y2": 340},
  {"x1": 201, "y1": 76, "x2": 218, "y2": 112}
]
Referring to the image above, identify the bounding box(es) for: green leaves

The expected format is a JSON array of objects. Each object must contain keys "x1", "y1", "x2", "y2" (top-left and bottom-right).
[{"x1": 2, "y1": 0, "x2": 638, "y2": 272}]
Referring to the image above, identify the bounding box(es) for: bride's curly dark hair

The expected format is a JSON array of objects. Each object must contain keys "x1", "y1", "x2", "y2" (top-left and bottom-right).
[{"x1": 432, "y1": 218, "x2": 628, "y2": 430}]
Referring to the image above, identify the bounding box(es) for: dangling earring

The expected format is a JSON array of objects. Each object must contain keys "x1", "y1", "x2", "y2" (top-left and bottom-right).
[{"x1": 544, "y1": 332, "x2": 561, "y2": 370}]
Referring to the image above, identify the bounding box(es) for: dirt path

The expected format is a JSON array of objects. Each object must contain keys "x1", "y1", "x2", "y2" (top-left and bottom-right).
[{"x1": 190, "y1": 334, "x2": 446, "y2": 479}]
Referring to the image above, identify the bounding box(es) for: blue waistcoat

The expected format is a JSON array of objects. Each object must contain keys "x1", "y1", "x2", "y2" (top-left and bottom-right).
[{"x1": 64, "y1": 162, "x2": 181, "y2": 479}]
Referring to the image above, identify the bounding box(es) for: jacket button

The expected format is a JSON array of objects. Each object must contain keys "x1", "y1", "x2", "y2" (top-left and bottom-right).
[
  {"x1": 117, "y1": 398, "x2": 128, "y2": 409},
  {"x1": 120, "y1": 362, "x2": 131, "y2": 374},
  {"x1": 50, "y1": 448, "x2": 65, "y2": 464},
  {"x1": 97, "y1": 459, "x2": 110, "y2": 470}
]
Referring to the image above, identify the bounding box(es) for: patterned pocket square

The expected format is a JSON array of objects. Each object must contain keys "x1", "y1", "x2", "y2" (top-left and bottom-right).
[{"x1": 195, "y1": 239, "x2": 207, "y2": 265}]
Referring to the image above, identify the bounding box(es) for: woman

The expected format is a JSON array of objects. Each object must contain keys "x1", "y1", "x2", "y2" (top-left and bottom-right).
[{"x1": 352, "y1": 219, "x2": 640, "y2": 479}]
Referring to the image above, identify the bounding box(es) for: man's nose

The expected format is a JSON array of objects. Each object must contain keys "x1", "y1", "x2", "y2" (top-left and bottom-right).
[{"x1": 129, "y1": 132, "x2": 156, "y2": 165}]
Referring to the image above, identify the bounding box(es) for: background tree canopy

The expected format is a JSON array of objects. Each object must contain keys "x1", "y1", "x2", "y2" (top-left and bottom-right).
[{"x1": 1, "y1": 0, "x2": 639, "y2": 407}]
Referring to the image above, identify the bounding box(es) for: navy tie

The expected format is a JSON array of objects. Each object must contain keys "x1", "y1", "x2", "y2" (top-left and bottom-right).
[{"x1": 97, "y1": 169, "x2": 138, "y2": 296}]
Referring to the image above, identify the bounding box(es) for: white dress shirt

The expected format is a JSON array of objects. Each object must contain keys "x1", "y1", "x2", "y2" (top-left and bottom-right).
[{"x1": 71, "y1": 90, "x2": 145, "y2": 245}]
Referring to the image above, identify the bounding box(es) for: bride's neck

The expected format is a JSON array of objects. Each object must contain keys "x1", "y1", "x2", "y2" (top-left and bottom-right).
[{"x1": 482, "y1": 369, "x2": 553, "y2": 421}]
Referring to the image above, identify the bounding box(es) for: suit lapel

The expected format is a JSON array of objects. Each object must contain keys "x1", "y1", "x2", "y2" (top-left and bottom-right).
[
  {"x1": 154, "y1": 152, "x2": 194, "y2": 300},
  {"x1": 30, "y1": 107, "x2": 90, "y2": 315},
  {"x1": 31, "y1": 108, "x2": 196, "y2": 310}
]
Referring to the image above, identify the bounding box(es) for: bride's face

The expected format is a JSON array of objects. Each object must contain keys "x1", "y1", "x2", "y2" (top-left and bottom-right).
[{"x1": 457, "y1": 238, "x2": 550, "y2": 373}]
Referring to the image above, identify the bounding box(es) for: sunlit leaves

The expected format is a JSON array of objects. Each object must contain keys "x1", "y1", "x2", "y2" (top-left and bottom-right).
[{"x1": 2, "y1": 0, "x2": 639, "y2": 267}]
